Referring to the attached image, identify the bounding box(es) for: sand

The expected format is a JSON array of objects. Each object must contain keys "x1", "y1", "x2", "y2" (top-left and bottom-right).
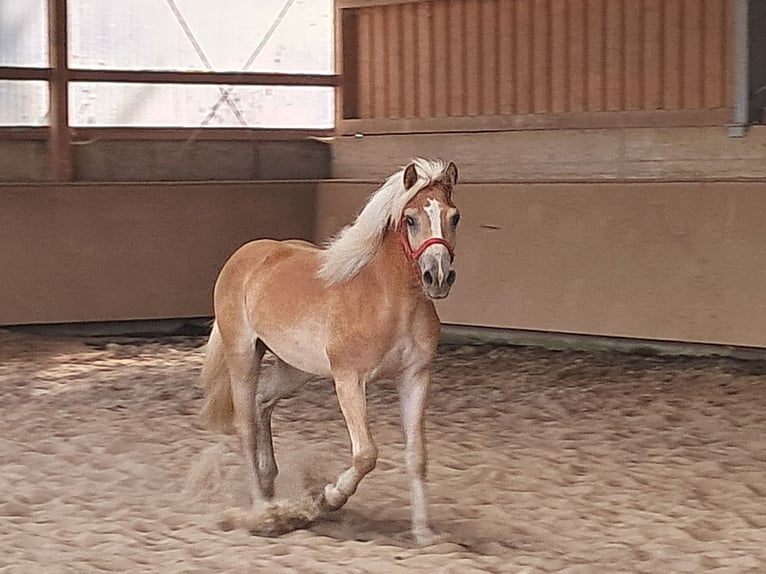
[{"x1": 1, "y1": 330, "x2": 765, "y2": 573}]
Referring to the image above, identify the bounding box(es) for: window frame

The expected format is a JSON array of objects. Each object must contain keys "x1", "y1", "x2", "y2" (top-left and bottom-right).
[{"x1": 0, "y1": 0, "x2": 339, "y2": 181}]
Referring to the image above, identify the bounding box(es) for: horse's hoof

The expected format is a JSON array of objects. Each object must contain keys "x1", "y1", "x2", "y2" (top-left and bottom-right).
[
  {"x1": 317, "y1": 485, "x2": 346, "y2": 511},
  {"x1": 413, "y1": 527, "x2": 437, "y2": 546}
]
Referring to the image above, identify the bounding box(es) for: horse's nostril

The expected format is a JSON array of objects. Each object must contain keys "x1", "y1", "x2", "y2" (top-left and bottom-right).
[
  {"x1": 423, "y1": 270, "x2": 433, "y2": 286},
  {"x1": 446, "y1": 270, "x2": 456, "y2": 287}
]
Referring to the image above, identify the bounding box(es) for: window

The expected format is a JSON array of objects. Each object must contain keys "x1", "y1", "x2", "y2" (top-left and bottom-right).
[
  {"x1": 0, "y1": 0, "x2": 48, "y2": 68},
  {"x1": 1, "y1": 0, "x2": 335, "y2": 128}
]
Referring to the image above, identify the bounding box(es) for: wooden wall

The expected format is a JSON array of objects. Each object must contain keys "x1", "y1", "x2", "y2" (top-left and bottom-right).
[
  {"x1": 339, "y1": 0, "x2": 733, "y2": 132},
  {"x1": 316, "y1": 178, "x2": 766, "y2": 348},
  {"x1": 0, "y1": 182, "x2": 316, "y2": 325}
]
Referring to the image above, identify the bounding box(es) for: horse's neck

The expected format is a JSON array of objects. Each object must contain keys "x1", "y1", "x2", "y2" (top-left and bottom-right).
[{"x1": 365, "y1": 230, "x2": 423, "y2": 295}]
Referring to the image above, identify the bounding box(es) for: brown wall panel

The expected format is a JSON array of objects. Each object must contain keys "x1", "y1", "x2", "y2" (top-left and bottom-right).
[
  {"x1": 481, "y1": 0, "x2": 499, "y2": 115},
  {"x1": 341, "y1": 0, "x2": 733, "y2": 128},
  {"x1": 550, "y1": 0, "x2": 569, "y2": 113},
  {"x1": 386, "y1": 4, "x2": 403, "y2": 118},
  {"x1": 532, "y1": 0, "x2": 551, "y2": 113},
  {"x1": 448, "y1": 0, "x2": 466, "y2": 116},
  {"x1": 432, "y1": 1, "x2": 450, "y2": 116},
  {"x1": 642, "y1": 0, "x2": 663, "y2": 109},
  {"x1": 703, "y1": 0, "x2": 725, "y2": 109},
  {"x1": 567, "y1": 0, "x2": 586, "y2": 112},
  {"x1": 515, "y1": 0, "x2": 534, "y2": 114},
  {"x1": 586, "y1": 0, "x2": 606, "y2": 111},
  {"x1": 497, "y1": 0, "x2": 515, "y2": 114},
  {"x1": 623, "y1": 0, "x2": 642, "y2": 111},
  {"x1": 370, "y1": 6, "x2": 387, "y2": 118},
  {"x1": 316, "y1": 178, "x2": 766, "y2": 348},
  {"x1": 464, "y1": 0, "x2": 483, "y2": 116},
  {"x1": 0, "y1": 182, "x2": 316, "y2": 324},
  {"x1": 604, "y1": 0, "x2": 623, "y2": 111},
  {"x1": 682, "y1": 0, "x2": 703, "y2": 109},
  {"x1": 357, "y1": 9, "x2": 373, "y2": 118},
  {"x1": 662, "y1": 0, "x2": 683, "y2": 110},
  {"x1": 416, "y1": 2, "x2": 433, "y2": 117}
]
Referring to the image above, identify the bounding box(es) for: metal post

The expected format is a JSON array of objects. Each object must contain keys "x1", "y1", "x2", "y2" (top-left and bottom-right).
[
  {"x1": 728, "y1": 0, "x2": 749, "y2": 137},
  {"x1": 48, "y1": 0, "x2": 73, "y2": 180}
]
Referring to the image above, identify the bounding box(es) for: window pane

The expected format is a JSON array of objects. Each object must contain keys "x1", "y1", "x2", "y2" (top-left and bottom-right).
[
  {"x1": 0, "y1": 0, "x2": 48, "y2": 67},
  {"x1": 70, "y1": 83, "x2": 333, "y2": 128},
  {"x1": 68, "y1": 0, "x2": 333, "y2": 73},
  {"x1": 0, "y1": 81, "x2": 48, "y2": 126}
]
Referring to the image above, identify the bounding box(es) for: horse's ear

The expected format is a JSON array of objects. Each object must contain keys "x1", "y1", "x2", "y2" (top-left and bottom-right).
[
  {"x1": 443, "y1": 162, "x2": 458, "y2": 187},
  {"x1": 403, "y1": 163, "x2": 418, "y2": 190}
]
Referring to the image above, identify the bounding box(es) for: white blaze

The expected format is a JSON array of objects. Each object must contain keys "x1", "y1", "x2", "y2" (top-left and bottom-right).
[
  {"x1": 424, "y1": 198, "x2": 446, "y2": 283},
  {"x1": 424, "y1": 198, "x2": 443, "y2": 238}
]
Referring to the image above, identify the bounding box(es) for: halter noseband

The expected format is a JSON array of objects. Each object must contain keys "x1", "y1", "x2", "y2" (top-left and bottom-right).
[{"x1": 396, "y1": 221, "x2": 455, "y2": 264}]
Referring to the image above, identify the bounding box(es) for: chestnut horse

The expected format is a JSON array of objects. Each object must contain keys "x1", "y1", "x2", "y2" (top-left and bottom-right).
[{"x1": 200, "y1": 158, "x2": 460, "y2": 544}]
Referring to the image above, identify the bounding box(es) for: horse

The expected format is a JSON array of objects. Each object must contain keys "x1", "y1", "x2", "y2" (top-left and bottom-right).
[{"x1": 200, "y1": 158, "x2": 460, "y2": 544}]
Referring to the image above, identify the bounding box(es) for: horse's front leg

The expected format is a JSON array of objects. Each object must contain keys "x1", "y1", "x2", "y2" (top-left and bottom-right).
[
  {"x1": 399, "y1": 366, "x2": 434, "y2": 545},
  {"x1": 320, "y1": 371, "x2": 378, "y2": 511}
]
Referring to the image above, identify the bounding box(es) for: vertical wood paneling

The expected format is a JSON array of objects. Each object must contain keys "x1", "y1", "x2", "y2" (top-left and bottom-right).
[
  {"x1": 448, "y1": 0, "x2": 466, "y2": 116},
  {"x1": 643, "y1": 0, "x2": 663, "y2": 109},
  {"x1": 550, "y1": 0, "x2": 569, "y2": 113},
  {"x1": 480, "y1": 0, "x2": 498, "y2": 115},
  {"x1": 723, "y1": 0, "x2": 733, "y2": 107},
  {"x1": 465, "y1": 0, "x2": 482, "y2": 116},
  {"x1": 702, "y1": 0, "x2": 725, "y2": 108},
  {"x1": 357, "y1": 10, "x2": 372, "y2": 118},
  {"x1": 401, "y1": 2, "x2": 417, "y2": 118},
  {"x1": 586, "y1": 0, "x2": 606, "y2": 111},
  {"x1": 498, "y1": 0, "x2": 515, "y2": 114},
  {"x1": 416, "y1": 2, "x2": 433, "y2": 117},
  {"x1": 432, "y1": 1, "x2": 449, "y2": 116},
  {"x1": 386, "y1": 4, "x2": 402, "y2": 118},
  {"x1": 604, "y1": 0, "x2": 623, "y2": 111},
  {"x1": 344, "y1": 0, "x2": 733, "y2": 122},
  {"x1": 370, "y1": 6, "x2": 387, "y2": 119},
  {"x1": 341, "y1": 10, "x2": 359, "y2": 120},
  {"x1": 515, "y1": 0, "x2": 533, "y2": 113},
  {"x1": 663, "y1": 0, "x2": 683, "y2": 110},
  {"x1": 431, "y1": 1, "x2": 448, "y2": 117},
  {"x1": 532, "y1": 0, "x2": 551, "y2": 113},
  {"x1": 568, "y1": 0, "x2": 586, "y2": 112},
  {"x1": 623, "y1": 0, "x2": 642, "y2": 110},
  {"x1": 682, "y1": 0, "x2": 703, "y2": 109}
]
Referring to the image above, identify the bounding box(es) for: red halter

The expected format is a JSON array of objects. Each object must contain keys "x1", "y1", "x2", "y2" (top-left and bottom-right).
[{"x1": 396, "y1": 224, "x2": 455, "y2": 264}]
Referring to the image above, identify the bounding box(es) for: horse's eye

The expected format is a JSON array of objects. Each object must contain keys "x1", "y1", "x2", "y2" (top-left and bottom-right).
[
  {"x1": 405, "y1": 215, "x2": 416, "y2": 227},
  {"x1": 451, "y1": 213, "x2": 461, "y2": 227}
]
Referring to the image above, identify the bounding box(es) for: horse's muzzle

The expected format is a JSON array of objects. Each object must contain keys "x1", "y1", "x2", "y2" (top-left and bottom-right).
[{"x1": 419, "y1": 247, "x2": 456, "y2": 299}]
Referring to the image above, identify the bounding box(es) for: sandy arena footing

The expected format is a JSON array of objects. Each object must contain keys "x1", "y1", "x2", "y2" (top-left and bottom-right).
[{"x1": 1, "y1": 331, "x2": 765, "y2": 573}]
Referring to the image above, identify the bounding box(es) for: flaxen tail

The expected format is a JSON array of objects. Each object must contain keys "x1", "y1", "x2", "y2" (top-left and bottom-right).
[{"x1": 200, "y1": 322, "x2": 235, "y2": 434}]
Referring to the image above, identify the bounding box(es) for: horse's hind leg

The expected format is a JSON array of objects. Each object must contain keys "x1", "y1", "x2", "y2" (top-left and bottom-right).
[
  {"x1": 253, "y1": 358, "x2": 314, "y2": 499},
  {"x1": 225, "y1": 336, "x2": 267, "y2": 508}
]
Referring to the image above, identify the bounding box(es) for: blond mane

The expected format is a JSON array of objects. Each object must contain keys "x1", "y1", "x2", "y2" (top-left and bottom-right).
[{"x1": 317, "y1": 158, "x2": 450, "y2": 284}]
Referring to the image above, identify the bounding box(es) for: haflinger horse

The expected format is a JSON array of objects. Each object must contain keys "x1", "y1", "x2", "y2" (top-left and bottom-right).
[{"x1": 200, "y1": 158, "x2": 460, "y2": 544}]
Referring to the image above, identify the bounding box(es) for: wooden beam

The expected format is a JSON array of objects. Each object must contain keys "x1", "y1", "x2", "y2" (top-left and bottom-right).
[
  {"x1": 48, "y1": 0, "x2": 72, "y2": 181},
  {"x1": 0, "y1": 127, "x2": 49, "y2": 140},
  {"x1": 337, "y1": 108, "x2": 732, "y2": 135},
  {"x1": 0, "y1": 68, "x2": 340, "y2": 87},
  {"x1": 65, "y1": 69, "x2": 341, "y2": 87},
  {"x1": 337, "y1": 0, "x2": 432, "y2": 8},
  {"x1": 68, "y1": 127, "x2": 333, "y2": 141},
  {"x1": 0, "y1": 67, "x2": 52, "y2": 81}
]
